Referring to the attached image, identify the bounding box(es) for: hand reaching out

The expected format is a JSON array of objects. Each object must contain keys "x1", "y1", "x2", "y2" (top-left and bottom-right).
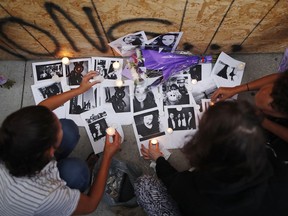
[
  {"x1": 78, "y1": 71, "x2": 100, "y2": 93},
  {"x1": 211, "y1": 86, "x2": 238, "y2": 102}
]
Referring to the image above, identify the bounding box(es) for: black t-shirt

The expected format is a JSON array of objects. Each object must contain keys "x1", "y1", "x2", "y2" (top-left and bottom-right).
[{"x1": 156, "y1": 151, "x2": 288, "y2": 216}]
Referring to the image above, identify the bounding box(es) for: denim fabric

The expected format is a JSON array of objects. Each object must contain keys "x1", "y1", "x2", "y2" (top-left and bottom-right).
[
  {"x1": 56, "y1": 119, "x2": 90, "y2": 192},
  {"x1": 55, "y1": 119, "x2": 80, "y2": 160},
  {"x1": 58, "y1": 157, "x2": 90, "y2": 192}
]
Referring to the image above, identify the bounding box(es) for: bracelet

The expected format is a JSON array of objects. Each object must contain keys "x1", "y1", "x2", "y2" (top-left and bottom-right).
[{"x1": 246, "y1": 83, "x2": 250, "y2": 91}]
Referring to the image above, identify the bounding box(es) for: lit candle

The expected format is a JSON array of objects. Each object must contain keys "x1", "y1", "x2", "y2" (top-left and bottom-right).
[
  {"x1": 106, "y1": 127, "x2": 116, "y2": 136},
  {"x1": 149, "y1": 139, "x2": 159, "y2": 151},
  {"x1": 113, "y1": 61, "x2": 121, "y2": 70},
  {"x1": 150, "y1": 139, "x2": 158, "y2": 145},
  {"x1": 209, "y1": 101, "x2": 214, "y2": 106},
  {"x1": 167, "y1": 128, "x2": 173, "y2": 134},
  {"x1": 115, "y1": 79, "x2": 124, "y2": 87},
  {"x1": 191, "y1": 79, "x2": 198, "y2": 84},
  {"x1": 62, "y1": 57, "x2": 70, "y2": 65},
  {"x1": 237, "y1": 63, "x2": 245, "y2": 70}
]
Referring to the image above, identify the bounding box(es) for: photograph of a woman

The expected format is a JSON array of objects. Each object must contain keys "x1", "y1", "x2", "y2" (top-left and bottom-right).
[{"x1": 134, "y1": 109, "x2": 165, "y2": 141}]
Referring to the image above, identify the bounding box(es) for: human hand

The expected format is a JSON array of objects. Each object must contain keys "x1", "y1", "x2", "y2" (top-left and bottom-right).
[
  {"x1": 103, "y1": 130, "x2": 122, "y2": 159},
  {"x1": 140, "y1": 142, "x2": 163, "y2": 161},
  {"x1": 78, "y1": 71, "x2": 100, "y2": 93},
  {"x1": 211, "y1": 86, "x2": 237, "y2": 102}
]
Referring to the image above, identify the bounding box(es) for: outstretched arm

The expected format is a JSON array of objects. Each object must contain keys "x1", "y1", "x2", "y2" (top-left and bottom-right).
[
  {"x1": 211, "y1": 73, "x2": 281, "y2": 102},
  {"x1": 39, "y1": 71, "x2": 99, "y2": 110},
  {"x1": 73, "y1": 131, "x2": 122, "y2": 215},
  {"x1": 262, "y1": 118, "x2": 288, "y2": 143}
]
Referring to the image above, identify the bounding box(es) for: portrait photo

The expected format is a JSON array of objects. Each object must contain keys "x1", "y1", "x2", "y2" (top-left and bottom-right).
[
  {"x1": 108, "y1": 31, "x2": 147, "y2": 56},
  {"x1": 162, "y1": 75, "x2": 192, "y2": 106},
  {"x1": 32, "y1": 60, "x2": 64, "y2": 83},
  {"x1": 63, "y1": 58, "x2": 91, "y2": 87},
  {"x1": 89, "y1": 118, "x2": 108, "y2": 141},
  {"x1": 144, "y1": 32, "x2": 183, "y2": 52},
  {"x1": 81, "y1": 108, "x2": 124, "y2": 154},
  {"x1": 133, "y1": 81, "x2": 157, "y2": 113},
  {"x1": 133, "y1": 109, "x2": 165, "y2": 142}
]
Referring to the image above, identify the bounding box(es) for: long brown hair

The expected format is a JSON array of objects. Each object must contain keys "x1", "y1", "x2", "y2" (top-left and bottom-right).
[{"x1": 183, "y1": 101, "x2": 267, "y2": 182}]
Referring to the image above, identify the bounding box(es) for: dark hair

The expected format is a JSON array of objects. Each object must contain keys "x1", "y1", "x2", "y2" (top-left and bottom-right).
[
  {"x1": 183, "y1": 101, "x2": 267, "y2": 182},
  {"x1": 122, "y1": 35, "x2": 142, "y2": 45},
  {"x1": 271, "y1": 70, "x2": 288, "y2": 116},
  {"x1": 0, "y1": 106, "x2": 59, "y2": 177},
  {"x1": 158, "y1": 33, "x2": 177, "y2": 48}
]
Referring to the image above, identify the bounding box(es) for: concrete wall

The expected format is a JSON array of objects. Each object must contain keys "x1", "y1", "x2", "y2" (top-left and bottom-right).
[{"x1": 0, "y1": 0, "x2": 287, "y2": 60}]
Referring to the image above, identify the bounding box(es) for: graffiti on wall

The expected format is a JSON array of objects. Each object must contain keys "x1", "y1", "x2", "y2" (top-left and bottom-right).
[{"x1": 0, "y1": 2, "x2": 189, "y2": 59}]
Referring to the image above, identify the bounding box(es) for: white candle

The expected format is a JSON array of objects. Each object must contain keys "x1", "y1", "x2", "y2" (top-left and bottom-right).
[
  {"x1": 237, "y1": 63, "x2": 245, "y2": 70},
  {"x1": 167, "y1": 128, "x2": 173, "y2": 134},
  {"x1": 115, "y1": 79, "x2": 123, "y2": 87},
  {"x1": 106, "y1": 127, "x2": 116, "y2": 136},
  {"x1": 150, "y1": 139, "x2": 158, "y2": 145},
  {"x1": 191, "y1": 79, "x2": 198, "y2": 84},
  {"x1": 62, "y1": 57, "x2": 70, "y2": 65},
  {"x1": 113, "y1": 61, "x2": 121, "y2": 70}
]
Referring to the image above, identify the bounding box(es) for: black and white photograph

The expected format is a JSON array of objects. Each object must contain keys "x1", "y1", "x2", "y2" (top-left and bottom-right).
[
  {"x1": 100, "y1": 80, "x2": 134, "y2": 125},
  {"x1": 89, "y1": 118, "x2": 108, "y2": 142},
  {"x1": 66, "y1": 85, "x2": 98, "y2": 126},
  {"x1": 32, "y1": 60, "x2": 64, "y2": 83},
  {"x1": 37, "y1": 82, "x2": 63, "y2": 99},
  {"x1": 166, "y1": 106, "x2": 196, "y2": 131},
  {"x1": 31, "y1": 80, "x2": 68, "y2": 118},
  {"x1": 183, "y1": 64, "x2": 202, "y2": 81},
  {"x1": 108, "y1": 31, "x2": 147, "y2": 56},
  {"x1": 144, "y1": 32, "x2": 183, "y2": 52},
  {"x1": 162, "y1": 75, "x2": 192, "y2": 106},
  {"x1": 102, "y1": 84, "x2": 131, "y2": 113},
  {"x1": 81, "y1": 108, "x2": 124, "y2": 154},
  {"x1": 216, "y1": 61, "x2": 238, "y2": 81},
  {"x1": 161, "y1": 105, "x2": 198, "y2": 149},
  {"x1": 133, "y1": 109, "x2": 165, "y2": 142},
  {"x1": 91, "y1": 57, "x2": 123, "y2": 80},
  {"x1": 133, "y1": 81, "x2": 158, "y2": 113},
  {"x1": 192, "y1": 78, "x2": 217, "y2": 112},
  {"x1": 212, "y1": 52, "x2": 245, "y2": 88},
  {"x1": 63, "y1": 58, "x2": 91, "y2": 87}
]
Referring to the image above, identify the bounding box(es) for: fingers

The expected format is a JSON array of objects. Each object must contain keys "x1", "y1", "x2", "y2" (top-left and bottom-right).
[
  {"x1": 105, "y1": 130, "x2": 121, "y2": 145},
  {"x1": 84, "y1": 71, "x2": 97, "y2": 80},
  {"x1": 140, "y1": 144, "x2": 150, "y2": 159},
  {"x1": 211, "y1": 88, "x2": 221, "y2": 102}
]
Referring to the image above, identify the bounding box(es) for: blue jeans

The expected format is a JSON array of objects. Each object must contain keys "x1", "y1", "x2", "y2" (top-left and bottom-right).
[{"x1": 56, "y1": 119, "x2": 90, "y2": 192}]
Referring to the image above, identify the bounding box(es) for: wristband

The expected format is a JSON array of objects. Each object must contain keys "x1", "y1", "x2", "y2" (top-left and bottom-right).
[{"x1": 246, "y1": 83, "x2": 250, "y2": 91}]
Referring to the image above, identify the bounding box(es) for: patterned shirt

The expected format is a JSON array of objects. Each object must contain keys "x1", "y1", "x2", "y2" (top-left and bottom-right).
[{"x1": 0, "y1": 160, "x2": 80, "y2": 216}]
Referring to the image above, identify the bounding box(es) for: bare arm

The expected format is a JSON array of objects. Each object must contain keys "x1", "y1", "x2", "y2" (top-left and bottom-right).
[
  {"x1": 73, "y1": 131, "x2": 122, "y2": 215},
  {"x1": 262, "y1": 118, "x2": 288, "y2": 143},
  {"x1": 211, "y1": 73, "x2": 281, "y2": 102},
  {"x1": 38, "y1": 71, "x2": 99, "y2": 110}
]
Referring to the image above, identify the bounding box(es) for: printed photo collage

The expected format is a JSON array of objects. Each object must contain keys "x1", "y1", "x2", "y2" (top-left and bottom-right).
[{"x1": 31, "y1": 52, "x2": 245, "y2": 154}]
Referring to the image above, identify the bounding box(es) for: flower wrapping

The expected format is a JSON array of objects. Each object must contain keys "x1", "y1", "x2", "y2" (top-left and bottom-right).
[
  {"x1": 278, "y1": 48, "x2": 288, "y2": 73},
  {"x1": 142, "y1": 49, "x2": 212, "y2": 81}
]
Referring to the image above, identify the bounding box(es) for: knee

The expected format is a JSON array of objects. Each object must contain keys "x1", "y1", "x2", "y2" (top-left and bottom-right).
[
  {"x1": 58, "y1": 157, "x2": 90, "y2": 192},
  {"x1": 60, "y1": 119, "x2": 80, "y2": 144}
]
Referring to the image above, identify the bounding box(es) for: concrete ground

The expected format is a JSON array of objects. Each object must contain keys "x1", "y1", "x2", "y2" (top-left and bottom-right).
[{"x1": 0, "y1": 53, "x2": 284, "y2": 216}]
